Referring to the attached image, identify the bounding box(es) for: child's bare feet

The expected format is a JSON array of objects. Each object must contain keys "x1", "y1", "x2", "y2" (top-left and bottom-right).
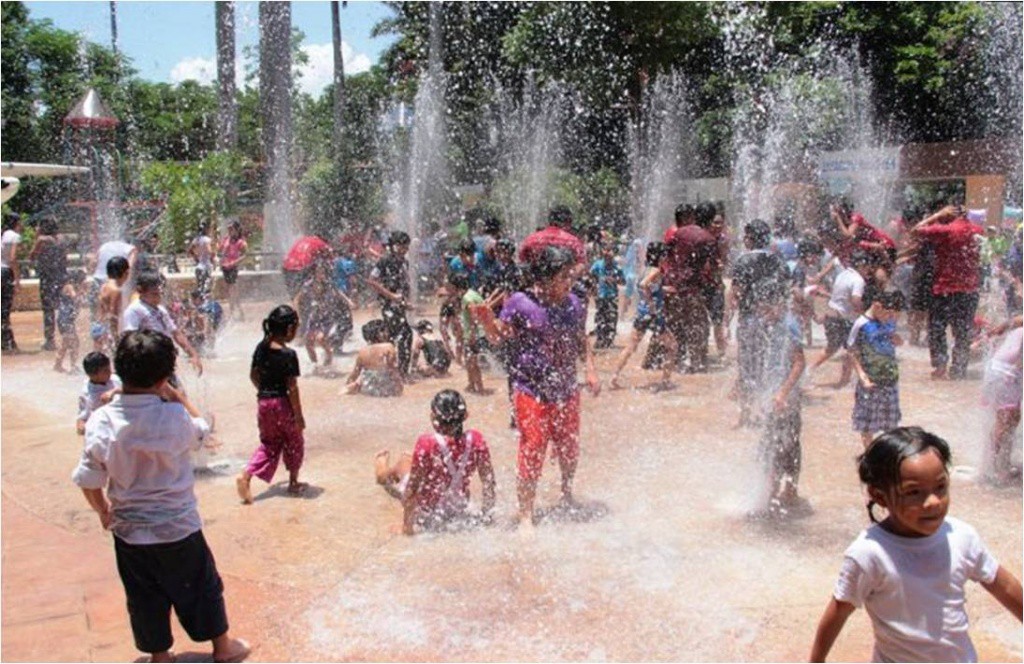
[
  {"x1": 235, "y1": 474, "x2": 253, "y2": 505},
  {"x1": 212, "y1": 635, "x2": 251, "y2": 663},
  {"x1": 150, "y1": 651, "x2": 175, "y2": 663},
  {"x1": 287, "y1": 481, "x2": 309, "y2": 496}
]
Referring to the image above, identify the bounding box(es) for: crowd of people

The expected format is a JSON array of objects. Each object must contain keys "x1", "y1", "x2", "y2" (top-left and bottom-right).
[{"x1": 1, "y1": 194, "x2": 1017, "y2": 662}]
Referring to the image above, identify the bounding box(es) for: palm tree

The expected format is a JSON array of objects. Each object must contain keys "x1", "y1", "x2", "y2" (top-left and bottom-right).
[
  {"x1": 331, "y1": 1, "x2": 347, "y2": 157},
  {"x1": 215, "y1": 1, "x2": 237, "y2": 151}
]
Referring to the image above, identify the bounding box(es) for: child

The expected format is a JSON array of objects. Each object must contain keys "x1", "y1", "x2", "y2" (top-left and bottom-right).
[
  {"x1": 473, "y1": 245, "x2": 600, "y2": 531},
  {"x1": 71, "y1": 330, "x2": 250, "y2": 664},
  {"x1": 92, "y1": 255, "x2": 130, "y2": 354},
  {"x1": 609, "y1": 241, "x2": 677, "y2": 391},
  {"x1": 344, "y1": 319, "x2": 403, "y2": 397},
  {"x1": 53, "y1": 270, "x2": 86, "y2": 373},
  {"x1": 590, "y1": 244, "x2": 625, "y2": 349},
  {"x1": 187, "y1": 223, "x2": 215, "y2": 298},
  {"x1": 978, "y1": 315, "x2": 1023, "y2": 484},
  {"x1": 810, "y1": 427, "x2": 1023, "y2": 662},
  {"x1": 847, "y1": 291, "x2": 906, "y2": 448},
  {"x1": 123, "y1": 271, "x2": 204, "y2": 377},
  {"x1": 448, "y1": 238, "x2": 483, "y2": 290},
  {"x1": 236, "y1": 305, "x2": 306, "y2": 504},
  {"x1": 448, "y1": 272, "x2": 490, "y2": 394},
  {"x1": 218, "y1": 220, "x2": 248, "y2": 321},
  {"x1": 411, "y1": 319, "x2": 452, "y2": 376},
  {"x1": 293, "y1": 261, "x2": 347, "y2": 374},
  {"x1": 76, "y1": 351, "x2": 121, "y2": 435},
  {"x1": 188, "y1": 289, "x2": 225, "y2": 357},
  {"x1": 809, "y1": 250, "x2": 873, "y2": 388},
  {"x1": 753, "y1": 279, "x2": 806, "y2": 514},
  {"x1": 375, "y1": 389, "x2": 496, "y2": 535}
]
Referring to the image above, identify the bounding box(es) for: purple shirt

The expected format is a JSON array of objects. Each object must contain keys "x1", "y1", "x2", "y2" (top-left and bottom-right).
[{"x1": 499, "y1": 291, "x2": 584, "y2": 402}]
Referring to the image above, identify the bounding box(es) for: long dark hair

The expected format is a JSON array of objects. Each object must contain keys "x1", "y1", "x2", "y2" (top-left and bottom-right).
[
  {"x1": 857, "y1": 426, "x2": 952, "y2": 523},
  {"x1": 431, "y1": 389, "x2": 467, "y2": 439},
  {"x1": 263, "y1": 304, "x2": 298, "y2": 340}
]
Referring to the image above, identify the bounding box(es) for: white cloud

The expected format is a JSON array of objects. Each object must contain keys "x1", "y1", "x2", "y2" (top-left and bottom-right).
[
  {"x1": 296, "y1": 41, "x2": 373, "y2": 96},
  {"x1": 170, "y1": 57, "x2": 217, "y2": 85},
  {"x1": 169, "y1": 40, "x2": 372, "y2": 95}
]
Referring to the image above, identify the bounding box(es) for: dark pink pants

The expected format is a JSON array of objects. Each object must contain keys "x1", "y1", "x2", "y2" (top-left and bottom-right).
[{"x1": 247, "y1": 397, "x2": 304, "y2": 483}]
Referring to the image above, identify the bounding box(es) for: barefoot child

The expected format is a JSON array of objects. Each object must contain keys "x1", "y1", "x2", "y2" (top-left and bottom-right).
[
  {"x1": 71, "y1": 330, "x2": 249, "y2": 663},
  {"x1": 344, "y1": 319, "x2": 403, "y2": 397},
  {"x1": 978, "y1": 315, "x2": 1023, "y2": 483},
  {"x1": 754, "y1": 279, "x2": 806, "y2": 514},
  {"x1": 810, "y1": 427, "x2": 1023, "y2": 662},
  {"x1": 236, "y1": 305, "x2": 306, "y2": 504},
  {"x1": 447, "y1": 272, "x2": 489, "y2": 394},
  {"x1": 847, "y1": 290, "x2": 906, "y2": 447},
  {"x1": 473, "y1": 245, "x2": 600, "y2": 530},
  {"x1": 609, "y1": 241, "x2": 677, "y2": 390},
  {"x1": 375, "y1": 390, "x2": 495, "y2": 535},
  {"x1": 411, "y1": 319, "x2": 452, "y2": 376},
  {"x1": 91, "y1": 255, "x2": 130, "y2": 354},
  {"x1": 53, "y1": 270, "x2": 86, "y2": 372},
  {"x1": 76, "y1": 351, "x2": 121, "y2": 435}
]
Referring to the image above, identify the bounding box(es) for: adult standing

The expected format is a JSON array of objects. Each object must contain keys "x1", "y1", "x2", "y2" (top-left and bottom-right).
[
  {"x1": 218, "y1": 220, "x2": 248, "y2": 321},
  {"x1": 662, "y1": 203, "x2": 716, "y2": 373},
  {"x1": 912, "y1": 205, "x2": 985, "y2": 380},
  {"x1": 365, "y1": 231, "x2": 414, "y2": 375},
  {"x1": 28, "y1": 217, "x2": 67, "y2": 350},
  {"x1": 519, "y1": 206, "x2": 587, "y2": 269},
  {"x1": 1, "y1": 214, "x2": 24, "y2": 352}
]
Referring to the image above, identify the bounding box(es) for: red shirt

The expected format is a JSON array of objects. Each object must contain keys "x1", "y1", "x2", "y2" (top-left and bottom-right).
[
  {"x1": 916, "y1": 218, "x2": 984, "y2": 295},
  {"x1": 663, "y1": 224, "x2": 715, "y2": 292},
  {"x1": 410, "y1": 429, "x2": 490, "y2": 513},
  {"x1": 850, "y1": 216, "x2": 896, "y2": 251},
  {"x1": 518, "y1": 226, "x2": 586, "y2": 266}
]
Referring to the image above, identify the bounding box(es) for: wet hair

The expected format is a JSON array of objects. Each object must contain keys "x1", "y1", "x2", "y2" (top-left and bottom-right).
[
  {"x1": 548, "y1": 205, "x2": 573, "y2": 229},
  {"x1": 82, "y1": 351, "x2": 111, "y2": 376},
  {"x1": 529, "y1": 245, "x2": 575, "y2": 283},
  {"x1": 743, "y1": 219, "x2": 772, "y2": 249},
  {"x1": 857, "y1": 426, "x2": 952, "y2": 523},
  {"x1": 482, "y1": 216, "x2": 502, "y2": 235},
  {"x1": 457, "y1": 238, "x2": 477, "y2": 256},
  {"x1": 849, "y1": 249, "x2": 872, "y2": 268},
  {"x1": 695, "y1": 202, "x2": 716, "y2": 229},
  {"x1": 135, "y1": 271, "x2": 164, "y2": 292},
  {"x1": 645, "y1": 241, "x2": 667, "y2": 267},
  {"x1": 64, "y1": 269, "x2": 85, "y2": 286},
  {"x1": 106, "y1": 256, "x2": 130, "y2": 279},
  {"x1": 833, "y1": 197, "x2": 853, "y2": 217},
  {"x1": 874, "y1": 290, "x2": 906, "y2": 312},
  {"x1": 413, "y1": 319, "x2": 433, "y2": 334},
  {"x1": 197, "y1": 222, "x2": 210, "y2": 235},
  {"x1": 3, "y1": 214, "x2": 21, "y2": 231},
  {"x1": 431, "y1": 389, "x2": 467, "y2": 434},
  {"x1": 674, "y1": 203, "x2": 696, "y2": 224},
  {"x1": 362, "y1": 319, "x2": 390, "y2": 344},
  {"x1": 387, "y1": 230, "x2": 411, "y2": 248},
  {"x1": 262, "y1": 304, "x2": 299, "y2": 339},
  {"x1": 495, "y1": 237, "x2": 516, "y2": 254},
  {"x1": 448, "y1": 272, "x2": 470, "y2": 291},
  {"x1": 115, "y1": 330, "x2": 177, "y2": 389},
  {"x1": 796, "y1": 236, "x2": 823, "y2": 259}
]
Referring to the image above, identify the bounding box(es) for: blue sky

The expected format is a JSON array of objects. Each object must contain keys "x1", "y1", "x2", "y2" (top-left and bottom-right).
[{"x1": 23, "y1": 1, "x2": 397, "y2": 95}]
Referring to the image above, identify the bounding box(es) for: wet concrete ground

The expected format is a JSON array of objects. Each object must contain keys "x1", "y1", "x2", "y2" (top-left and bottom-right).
[{"x1": 2, "y1": 299, "x2": 1021, "y2": 662}]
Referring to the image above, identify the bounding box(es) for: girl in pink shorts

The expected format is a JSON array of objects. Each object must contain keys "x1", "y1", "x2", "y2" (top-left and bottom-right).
[{"x1": 236, "y1": 305, "x2": 307, "y2": 503}]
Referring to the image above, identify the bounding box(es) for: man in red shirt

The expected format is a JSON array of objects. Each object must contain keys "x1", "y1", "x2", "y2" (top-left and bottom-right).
[
  {"x1": 911, "y1": 205, "x2": 984, "y2": 380},
  {"x1": 662, "y1": 203, "x2": 716, "y2": 372},
  {"x1": 519, "y1": 206, "x2": 586, "y2": 268}
]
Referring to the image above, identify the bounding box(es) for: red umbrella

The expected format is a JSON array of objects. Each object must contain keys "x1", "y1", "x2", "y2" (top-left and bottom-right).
[{"x1": 282, "y1": 236, "x2": 332, "y2": 271}]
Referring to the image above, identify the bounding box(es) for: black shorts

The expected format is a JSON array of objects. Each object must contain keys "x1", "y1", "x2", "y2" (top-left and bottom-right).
[
  {"x1": 222, "y1": 267, "x2": 239, "y2": 285},
  {"x1": 114, "y1": 530, "x2": 228, "y2": 654},
  {"x1": 702, "y1": 282, "x2": 725, "y2": 325},
  {"x1": 824, "y1": 316, "x2": 853, "y2": 353}
]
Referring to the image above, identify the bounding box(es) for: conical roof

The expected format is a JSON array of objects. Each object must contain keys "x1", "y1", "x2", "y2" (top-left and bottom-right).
[{"x1": 64, "y1": 88, "x2": 119, "y2": 129}]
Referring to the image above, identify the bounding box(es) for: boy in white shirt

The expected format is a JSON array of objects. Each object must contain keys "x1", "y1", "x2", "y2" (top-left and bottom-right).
[
  {"x1": 71, "y1": 330, "x2": 249, "y2": 663},
  {"x1": 810, "y1": 250, "x2": 873, "y2": 388},
  {"x1": 76, "y1": 351, "x2": 122, "y2": 435}
]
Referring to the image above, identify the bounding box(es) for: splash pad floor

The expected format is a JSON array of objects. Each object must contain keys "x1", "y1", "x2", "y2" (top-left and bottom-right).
[{"x1": 2, "y1": 302, "x2": 1021, "y2": 662}]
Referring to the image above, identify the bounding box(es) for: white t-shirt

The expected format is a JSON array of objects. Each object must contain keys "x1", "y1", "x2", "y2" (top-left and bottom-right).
[
  {"x1": 833, "y1": 516, "x2": 999, "y2": 663},
  {"x1": 828, "y1": 267, "x2": 866, "y2": 321},
  {"x1": 1, "y1": 229, "x2": 22, "y2": 269},
  {"x1": 77, "y1": 375, "x2": 123, "y2": 423},
  {"x1": 122, "y1": 300, "x2": 177, "y2": 336},
  {"x1": 190, "y1": 235, "x2": 213, "y2": 270},
  {"x1": 92, "y1": 241, "x2": 133, "y2": 281}
]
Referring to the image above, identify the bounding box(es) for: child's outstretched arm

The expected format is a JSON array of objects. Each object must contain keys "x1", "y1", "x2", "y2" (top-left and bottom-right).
[
  {"x1": 809, "y1": 597, "x2": 856, "y2": 662},
  {"x1": 982, "y1": 565, "x2": 1024, "y2": 622}
]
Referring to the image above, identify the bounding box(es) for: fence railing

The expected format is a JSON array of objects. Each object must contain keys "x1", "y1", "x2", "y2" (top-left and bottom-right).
[{"x1": 17, "y1": 251, "x2": 284, "y2": 278}]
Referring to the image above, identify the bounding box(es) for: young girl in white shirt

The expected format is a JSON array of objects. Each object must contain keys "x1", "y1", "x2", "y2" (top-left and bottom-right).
[{"x1": 810, "y1": 426, "x2": 1023, "y2": 662}]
